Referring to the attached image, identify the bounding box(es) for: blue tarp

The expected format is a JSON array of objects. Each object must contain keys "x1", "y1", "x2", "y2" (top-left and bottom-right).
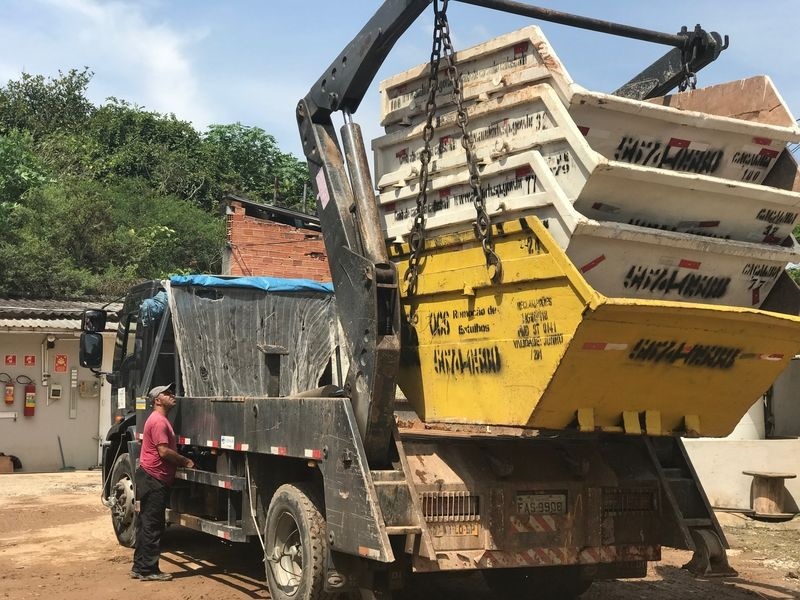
[{"x1": 170, "y1": 274, "x2": 334, "y2": 294}]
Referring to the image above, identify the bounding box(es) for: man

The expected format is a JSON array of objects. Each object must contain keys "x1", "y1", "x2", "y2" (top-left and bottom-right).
[{"x1": 131, "y1": 383, "x2": 195, "y2": 581}]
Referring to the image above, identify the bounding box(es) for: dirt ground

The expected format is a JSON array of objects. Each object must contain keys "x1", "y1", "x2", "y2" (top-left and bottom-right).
[{"x1": 1, "y1": 472, "x2": 799, "y2": 599}]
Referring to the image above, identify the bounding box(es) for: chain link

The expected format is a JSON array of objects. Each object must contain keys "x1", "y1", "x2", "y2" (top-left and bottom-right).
[
  {"x1": 678, "y1": 43, "x2": 698, "y2": 92},
  {"x1": 404, "y1": 0, "x2": 502, "y2": 301},
  {"x1": 404, "y1": 0, "x2": 446, "y2": 299},
  {"x1": 437, "y1": 1, "x2": 502, "y2": 283}
]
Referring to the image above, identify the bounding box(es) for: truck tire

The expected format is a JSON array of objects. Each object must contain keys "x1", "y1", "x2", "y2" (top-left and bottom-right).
[
  {"x1": 482, "y1": 566, "x2": 592, "y2": 599},
  {"x1": 264, "y1": 483, "x2": 333, "y2": 600},
  {"x1": 109, "y1": 452, "x2": 137, "y2": 548}
]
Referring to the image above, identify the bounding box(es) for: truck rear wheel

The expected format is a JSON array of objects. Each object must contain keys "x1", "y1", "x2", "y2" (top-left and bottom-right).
[
  {"x1": 483, "y1": 566, "x2": 592, "y2": 599},
  {"x1": 109, "y1": 452, "x2": 137, "y2": 548},
  {"x1": 264, "y1": 483, "x2": 332, "y2": 600}
]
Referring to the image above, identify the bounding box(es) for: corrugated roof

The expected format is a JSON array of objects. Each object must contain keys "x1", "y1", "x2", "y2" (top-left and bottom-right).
[
  {"x1": 0, "y1": 298, "x2": 120, "y2": 320},
  {"x1": 0, "y1": 298, "x2": 121, "y2": 331},
  {"x1": 0, "y1": 318, "x2": 84, "y2": 331}
]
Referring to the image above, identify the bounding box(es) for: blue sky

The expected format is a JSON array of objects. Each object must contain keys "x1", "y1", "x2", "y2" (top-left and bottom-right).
[{"x1": 0, "y1": 0, "x2": 797, "y2": 160}]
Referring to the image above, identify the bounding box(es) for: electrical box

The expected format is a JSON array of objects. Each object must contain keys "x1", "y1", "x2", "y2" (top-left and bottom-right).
[
  {"x1": 49, "y1": 384, "x2": 63, "y2": 401},
  {"x1": 79, "y1": 379, "x2": 100, "y2": 398}
]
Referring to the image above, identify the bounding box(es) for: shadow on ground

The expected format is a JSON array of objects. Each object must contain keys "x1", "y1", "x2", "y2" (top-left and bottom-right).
[
  {"x1": 159, "y1": 526, "x2": 269, "y2": 598},
  {"x1": 154, "y1": 528, "x2": 798, "y2": 600}
]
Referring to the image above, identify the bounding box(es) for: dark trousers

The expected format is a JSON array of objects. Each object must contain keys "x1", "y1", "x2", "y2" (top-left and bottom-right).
[{"x1": 133, "y1": 468, "x2": 171, "y2": 575}]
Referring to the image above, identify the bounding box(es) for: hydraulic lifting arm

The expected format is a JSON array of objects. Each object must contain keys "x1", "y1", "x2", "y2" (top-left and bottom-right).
[{"x1": 296, "y1": 0, "x2": 727, "y2": 466}]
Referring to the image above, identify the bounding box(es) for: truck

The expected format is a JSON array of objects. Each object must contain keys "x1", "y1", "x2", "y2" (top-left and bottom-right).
[{"x1": 81, "y1": 2, "x2": 800, "y2": 599}]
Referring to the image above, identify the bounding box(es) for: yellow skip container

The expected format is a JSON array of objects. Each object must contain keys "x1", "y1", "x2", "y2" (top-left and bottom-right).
[{"x1": 391, "y1": 217, "x2": 800, "y2": 437}]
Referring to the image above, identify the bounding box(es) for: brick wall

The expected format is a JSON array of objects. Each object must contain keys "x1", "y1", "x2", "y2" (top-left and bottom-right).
[{"x1": 225, "y1": 201, "x2": 330, "y2": 281}]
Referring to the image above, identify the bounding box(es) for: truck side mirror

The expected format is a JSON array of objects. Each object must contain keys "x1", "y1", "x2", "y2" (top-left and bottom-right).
[
  {"x1": 79, "y1": 332, "x2": 104, "y2": 369},
  {"x1": 81, "y1": 309, "x2": 107, "y2": 333}
]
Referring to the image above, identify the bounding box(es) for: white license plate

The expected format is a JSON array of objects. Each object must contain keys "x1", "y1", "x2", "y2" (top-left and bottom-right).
[
  {"x1": 516, "y1": 493, "x2": 567, "y2": 515},
  {"x1": 428, "y1": 522, "x2": 481, "y2": 537}
]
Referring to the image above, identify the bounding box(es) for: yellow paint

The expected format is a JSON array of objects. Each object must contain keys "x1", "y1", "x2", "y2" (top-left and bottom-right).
[
  {"x1": 389, "y1": 217, "x2": 800, "y2": 437},
  {"x1": 645, "y1": 411, "x2": 662, "y2": 436},
  {"x1": 623, "y1": 411, "x2": 641, "y2": 435},
  {"x1": 577, "y1": 408, "x2": 594, "y2": 432}
]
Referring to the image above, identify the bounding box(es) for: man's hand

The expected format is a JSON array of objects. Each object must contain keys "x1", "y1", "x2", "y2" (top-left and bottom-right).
[{"x1": 157, "y1": 444, "x2": 195, "y2": 469}]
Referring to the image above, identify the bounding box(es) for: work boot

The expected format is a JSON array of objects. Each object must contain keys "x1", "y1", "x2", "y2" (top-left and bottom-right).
[{"x1": 139, "y1": 571, "x2": 173, "y2": 581}]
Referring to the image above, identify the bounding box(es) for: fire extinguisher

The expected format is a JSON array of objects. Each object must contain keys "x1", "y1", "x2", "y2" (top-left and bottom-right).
[
  {"x1": 0, "y1": 373, "x2": 13, "y2": 405},
  {"x1": 16, "y1": 375, "x2": 35, "y2": 417}
]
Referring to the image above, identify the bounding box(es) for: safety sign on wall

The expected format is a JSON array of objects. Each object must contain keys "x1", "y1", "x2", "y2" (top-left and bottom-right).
[
  {"x1": 24, "y1": 355, "x2": 36, "y2": 367},
  {"x1": 54, "y1": 354, "x2": 68, "y2": 373},
  {"x1": 4, "y1": 355, "x2": 16, "y2": 366}
]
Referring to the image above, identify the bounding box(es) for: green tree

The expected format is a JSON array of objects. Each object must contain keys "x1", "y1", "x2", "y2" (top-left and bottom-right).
[
  {"x1": 0, "y1": 177, "x2": 224, "y2": 298},
  {"x1": 87, "y1": 99, "x2": 218, "y2": 207},
  {"x1": 0, "y1": 129, "x2": 48, "y2": 201},
  {"x1": 0, "y1": 68, "x2": 310, "y2": 298},
  {"x1": 203, "y1": 123, "x2": 310, "y2": 210},
  {"x1": 0, "y1": 68, "x2": 94, "y2": 139}
]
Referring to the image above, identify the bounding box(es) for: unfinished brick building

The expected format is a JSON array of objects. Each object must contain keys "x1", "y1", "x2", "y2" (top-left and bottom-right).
[{"x1": 222, "y1": 194, "x2": 330, "y2": 282}]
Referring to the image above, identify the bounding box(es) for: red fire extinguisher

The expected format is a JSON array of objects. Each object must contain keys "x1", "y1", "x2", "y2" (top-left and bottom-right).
[
  {"x1": 0, "y1": 373, "x2": 13, "y2": 405},
  {"x1": 16, "y1": 375, "x2": 35, "y2": 417}
]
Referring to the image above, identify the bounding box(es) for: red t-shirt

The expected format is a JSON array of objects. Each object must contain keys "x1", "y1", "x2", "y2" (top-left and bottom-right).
[{"x1": 139, "y1": 411, "x2": 177, "y2": 485}]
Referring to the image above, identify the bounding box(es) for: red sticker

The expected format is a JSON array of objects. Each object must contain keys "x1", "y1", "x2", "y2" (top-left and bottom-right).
[
  {"x1": 54, "y1": 354, "x2": 68, "y2": 373},
  {"x1": 678, "y1": 259, "x2": 701, "y2": 270},
  {"x1": 4, "y1": 355, "x2": 16, "y2": 366},
  {"x1": 668, "y1": 138, "x2": 690, "y2": 148},
  {"x1": 24, "y1": 355, "x2": 36, "y2": 367}
]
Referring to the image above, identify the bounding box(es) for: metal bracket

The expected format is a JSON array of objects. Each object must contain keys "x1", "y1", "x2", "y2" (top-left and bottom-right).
[{"x1": 683, "y1": 528, "x2": 738, "y2": 577}]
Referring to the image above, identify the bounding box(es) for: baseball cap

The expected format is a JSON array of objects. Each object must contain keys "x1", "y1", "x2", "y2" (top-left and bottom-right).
[{"x1": 148, "y1": 383, "x2": 175, "y2": 403}]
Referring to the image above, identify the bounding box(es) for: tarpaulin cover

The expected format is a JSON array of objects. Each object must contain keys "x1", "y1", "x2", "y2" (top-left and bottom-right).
[
  {"x1": 170, "y1": 274, "x2": 333, "y2": 294},
  {"x1": 168, "y1": 281, "x2": 337, "y2": 398}
]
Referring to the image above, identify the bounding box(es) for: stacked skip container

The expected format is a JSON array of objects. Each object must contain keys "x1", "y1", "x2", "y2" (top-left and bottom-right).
[{"x1": 372, "y1": 26, "x2": 800, "y2": 437}]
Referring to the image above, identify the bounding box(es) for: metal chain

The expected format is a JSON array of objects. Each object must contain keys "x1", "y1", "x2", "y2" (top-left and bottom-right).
[
  {"x1": 404, "y1": 0, "x2": 447, "y2": 300},
  {"x1": 437, "y1": 0, "x2": 502, "y2": 282},
  {"x1": 405, "y1": 0, "x2": 501, "y2": 302},
  {"x1": 678, "y1": 41, "x2": 698, "y2": 92},
  {"x1": 678, "y1": 63, "x2": 697, "y2": 92}
]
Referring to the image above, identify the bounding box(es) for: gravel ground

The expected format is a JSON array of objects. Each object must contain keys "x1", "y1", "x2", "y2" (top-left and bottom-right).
[{"x1": 1, "y1": 471, "x2": 799, "y2": 599}]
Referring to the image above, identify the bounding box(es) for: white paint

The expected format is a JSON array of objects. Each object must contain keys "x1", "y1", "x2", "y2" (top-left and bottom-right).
[
  {"x1": 315, "y1": 169, "x2": 329, "y2": 209},
  {"x1": 771, "y1": 357, "x2": 800, "y2": 437},
  {"x1": 0, "y1": 331, "x2": 108, "y2": 471},
  {"x1": 725, "y1": 399, "x2": 766, "y2": 440},
  {"x1": 684, "y1": 438, "x2": 800, "y2": 512}
]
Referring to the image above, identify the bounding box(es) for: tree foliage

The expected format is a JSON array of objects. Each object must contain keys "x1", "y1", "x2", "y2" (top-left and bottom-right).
[
  {"x1": 204, "y1": 123, "x2": 311, "y2": 210},
  {"x1": 0, "y1": 68, "x2": 94, "y2": 139},
  {"x1": 0, "y1": 178, "x2": 224, "y2": 297},
  {"x1": 0, "y1": 69, "x2": 310, "y2": 298}
]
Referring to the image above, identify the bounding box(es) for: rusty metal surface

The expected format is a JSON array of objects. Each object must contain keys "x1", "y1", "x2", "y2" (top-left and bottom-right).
[{"x1": 400, "y1": 434, "x2": 666, "y2": 572}]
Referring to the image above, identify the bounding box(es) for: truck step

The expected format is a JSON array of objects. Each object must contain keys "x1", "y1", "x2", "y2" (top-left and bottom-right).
[
  {"x1": 174, "y1": 468, "x2": 247, "y2": 491},
  {"x1": 385, "y1": 525, "x2": 422, "y2": 535},
  {"x1": 682, "y1": 518, "x2": 713, "y2": 528},
  {"x1": 371, "y1": 469, "x2": 407, "y2": 483},
  {"x1": 660, "y1": 468, "x2": 686, "y2": 480},
  {"x1": 165, "y1": 509, "x2": 247, "y2": 542}
]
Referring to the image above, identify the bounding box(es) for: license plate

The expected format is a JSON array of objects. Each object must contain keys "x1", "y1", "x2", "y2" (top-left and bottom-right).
[
  {"x1": 516, "y1": 493, "x2": 567, "y2": 515},
  {"x1": 428, "y1": 522, "x2": 481, "y2": 537}
]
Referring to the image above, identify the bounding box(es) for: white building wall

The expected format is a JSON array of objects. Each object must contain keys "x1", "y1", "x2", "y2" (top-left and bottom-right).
[{"x1": 0, "y1": 330, "x2": 114, "y2": 472}]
